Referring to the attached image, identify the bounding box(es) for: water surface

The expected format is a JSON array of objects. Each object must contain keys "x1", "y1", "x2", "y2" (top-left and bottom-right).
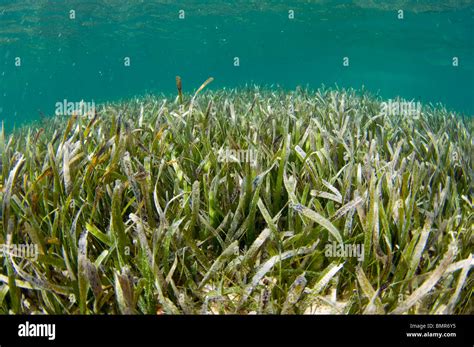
[{"x1": 0, "y1": 0, "x2": 473, "y2": 132}]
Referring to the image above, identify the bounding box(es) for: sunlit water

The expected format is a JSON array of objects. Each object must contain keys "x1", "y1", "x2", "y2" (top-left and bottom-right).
[{"x1": 0, "y1": 0, "x2": 473, "y2": 132}]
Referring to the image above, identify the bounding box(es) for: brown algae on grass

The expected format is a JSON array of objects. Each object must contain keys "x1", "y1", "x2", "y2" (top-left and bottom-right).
[{"x1": 0, "y1": 85, "x2": 472, "y2": 314}]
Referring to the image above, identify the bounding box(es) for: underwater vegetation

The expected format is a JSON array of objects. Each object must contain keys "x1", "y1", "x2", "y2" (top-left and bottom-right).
[{"x1": 0, "y1": 83, "x2": 472, "y2": 314}]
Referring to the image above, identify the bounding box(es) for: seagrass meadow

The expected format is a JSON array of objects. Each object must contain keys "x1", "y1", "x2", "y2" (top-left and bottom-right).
[{"x1": 0, "y1": 85, "x2": 473, "y2": 315}]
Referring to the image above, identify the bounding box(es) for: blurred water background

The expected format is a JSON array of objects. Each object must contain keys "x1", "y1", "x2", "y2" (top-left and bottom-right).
[{"x1": 0, "y1": 0, "x2": 473, "y2": 132}]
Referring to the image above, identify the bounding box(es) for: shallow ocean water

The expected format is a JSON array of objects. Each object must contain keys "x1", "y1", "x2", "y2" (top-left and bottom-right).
[
  {"x1": 0, "y1": 0, "x2": 473, "y2": 132},
  {"x1": 0, "y1": 2, "x2": 473, "y2": 320}
]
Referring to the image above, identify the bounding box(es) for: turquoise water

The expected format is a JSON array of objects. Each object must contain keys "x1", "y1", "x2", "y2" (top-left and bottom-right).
[{"x1": 0, "y1": 1, "x2": 473, "y2": 132}]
